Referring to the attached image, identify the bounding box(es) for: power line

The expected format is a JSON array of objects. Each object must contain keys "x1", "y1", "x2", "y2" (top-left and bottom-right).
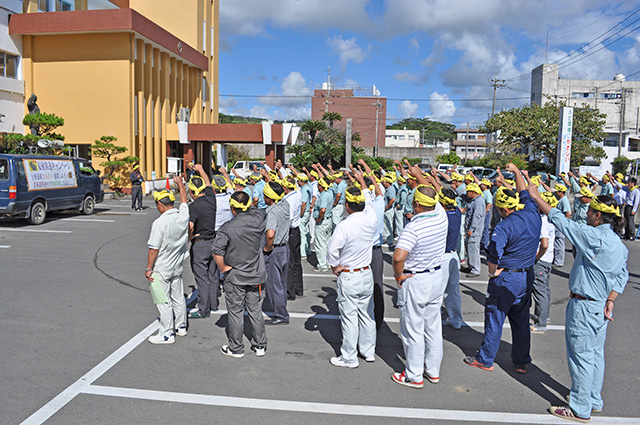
[{"x1": 219, "y1": 93, "x2": 529, "y2": 102}]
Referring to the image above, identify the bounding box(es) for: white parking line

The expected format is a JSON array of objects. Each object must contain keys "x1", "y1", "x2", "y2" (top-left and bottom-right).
[
  {"x1": 26, "y1": 319, "x2": 626, "y2": 425},
  {"x1": 0, "y1": 228, "x2": 71, "y2": 234},
  {"x1": 61, "y1": 218, "x2": 115, "y2": 223},
  {"x1": 81, "y1": 385, "x2": 635, "y2": 424},
  {"x1": 303, "y1": 273, "x2": 486, "y2": 285},
  {"x1": 20, "y1": 322, "x2": 158, "y2": 425},
  {"x1": 0, "y1": 245, "x2": 10, "y2": 248},
  {"x1": 208, "y1": 310, "x2": 566, "y2": 331}
]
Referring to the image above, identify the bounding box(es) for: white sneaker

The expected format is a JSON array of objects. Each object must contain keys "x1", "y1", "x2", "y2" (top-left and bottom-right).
[
  {"x1": 220, "y1": 345, "x2": 244, "y2": 358},
  {"x1": 330, "y1": 356, "x2": 359, "y2": 368},
  {"x1": 175, "y1": 326, "x2": 187, "y2": 337},
  {"x1": 148, "y1": 334, "x2": 175, "y2": 344},
  {"x1": 252, "y1": 345, "x2": 266, "y2": 357},
  {"x1": 364, "y1": 356, "x2": 375, "y2": 363}
]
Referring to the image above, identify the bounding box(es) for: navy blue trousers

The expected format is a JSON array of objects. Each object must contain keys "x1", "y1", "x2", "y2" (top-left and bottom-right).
[{"x1": 476, "y1": 269, "x2": 533, "y2": 366}]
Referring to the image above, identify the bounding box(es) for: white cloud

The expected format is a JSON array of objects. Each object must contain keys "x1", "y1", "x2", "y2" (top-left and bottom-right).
[
  {"x1": 428, "y1": 92, "x2": 456, "y2": 119},
  {"x1": 398, "y1": 100, "x2": 419, "y2": 118},
  {"x1": 220, "y1": 0, "x2": 371, "y2": 38},
  {"x1": 393, "y1": 71, "x2": 423, "y2": 83},
  {"x1": 409, "y1": 38, "x2": 420, "y2": 50},
  {"x1": 326, "y1": 36, "x2": 368, "y2": 67},
  {"x1": 258, "y1": 71, "x2": 312, "y2": 107}
]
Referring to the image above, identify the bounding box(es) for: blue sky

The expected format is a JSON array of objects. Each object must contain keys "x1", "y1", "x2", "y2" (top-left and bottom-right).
[{"x1": 218, "y1": 0, "x2": 640, "y2": 128}]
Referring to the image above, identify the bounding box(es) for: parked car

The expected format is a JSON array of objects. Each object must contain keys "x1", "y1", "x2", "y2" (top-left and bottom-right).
[
  {"x1": 487, "y1": 170, "x2": 515, "y2": 183},
  {"x1": 231, "y1": 160, "x2": 264, "y2": 178},
  {"x1": 0, "y1": 154, "x2": 104, "y2": 224},
  {"x1": 437, "y1": 163, "x2": 454, "y2": 173},
  {"x1": 470, "y1": 167, "x2": 495, "y2": 178},
  {"x1": 417, "y1": 163, "x2": 431, "y2": 173}
]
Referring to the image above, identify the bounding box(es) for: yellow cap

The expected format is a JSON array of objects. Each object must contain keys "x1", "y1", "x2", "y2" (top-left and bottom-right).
[
  {"x1": 480, "y1": 178, "x2": 491, "y2": 187},
  {"x1": 554, "y1": 183, "x2": 568, "y2": 193},
  {"x1": 494, "y1": 190, "x2": 520, "y2": 209},
  {"x1": 540, "y1": 191, "x2": 559, "y2": 208},
  {"x1": 450, "y1": 172, "x2": 463, "y2": 182},
  {"x1": 466, "y1": 182, "x2": 482, "y2": 195},
  {"x1": 296, "y1": 173, "x2": 309, "y2": 181},
  {"x1": 577, "y1": 187, "x2": 594, "y2": 198},
  {"x1": 153, "y1": 189, "x2": 175, "y2": 202},
  {"x1": 188, "y1": 176, "x2": 207, "y2": 196}
]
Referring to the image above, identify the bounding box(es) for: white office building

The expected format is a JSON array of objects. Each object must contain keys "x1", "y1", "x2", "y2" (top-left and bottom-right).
[{"x1": 531, "y1": 63, "x2": 640, "y2": 172}]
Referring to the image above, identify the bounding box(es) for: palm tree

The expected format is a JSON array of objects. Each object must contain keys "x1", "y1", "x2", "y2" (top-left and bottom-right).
[
  {"x1": 322, "y1": 111, "x2": 342, "y2": 128},
  {"x1": 301, "y1": 119, "x2": 327, "y2": 144}
]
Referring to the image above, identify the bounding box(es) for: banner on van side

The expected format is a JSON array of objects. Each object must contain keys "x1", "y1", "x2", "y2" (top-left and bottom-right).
[{"x1": 23, "y1": 159, "x2": 78, "y2": 191}]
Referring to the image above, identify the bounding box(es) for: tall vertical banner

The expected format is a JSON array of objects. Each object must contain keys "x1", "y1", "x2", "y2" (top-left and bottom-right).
[{"x1": 556, "y1": 106, "x2": 573, "y2": 176}]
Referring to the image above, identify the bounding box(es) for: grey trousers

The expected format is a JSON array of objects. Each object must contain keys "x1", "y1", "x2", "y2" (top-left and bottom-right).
[
  {"x1": 383, "y1": 208, "x2": 395, "y2": 245},
  {"x1": 553, "y1": 231, "x2": 565, "y2": 267},
  {"x1": 154, "y1": 269, "x2": 187, "y2": 338},
  {"x1": 531, "y1": 260, "x2": 552, "y2": 328},
  {"x1": 224, "y1": 281, "x2": 267, "y2": 354},
  {"x1": 131, "y1": 185, "x2": 142, "y2": 210},
  {"x1": 190, "y1": 239, "x2": 221, "y2": 315},
  {"x1": 466, "y1": 234, "x2": 482, "y2": 274},
  {"x1": 264, "y1": 244, "x2": 290, "y2": 321}
]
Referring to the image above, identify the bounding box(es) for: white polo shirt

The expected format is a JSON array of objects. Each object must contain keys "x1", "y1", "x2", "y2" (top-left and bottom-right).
[
  {"x1": 284, "y1": 189, "x2": 302, "y2": 228},
  {"x1": 395, "y1": 203, "x2": 448, "y2": 271},
  {"x1": 327, "y1": 203, "x2": 378, "y2": 269}
]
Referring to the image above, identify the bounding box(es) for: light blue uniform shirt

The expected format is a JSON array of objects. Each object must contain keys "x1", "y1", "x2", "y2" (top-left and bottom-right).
[
  {"x1": 573, "y1": 200, "x2": 589, "y2": 225},
  {"x1": 548, "y1": 209, "x2": 628, "y2": 300},
  {"x1": 336, "y1": 180, "x2": 347, "y2": 205},
  {"x1": 385, "y1": 184, "x2": 397, "y2": 206},
  {"x1": 313, "y1": 190, "x2": 333, "y2": 219},
  {"x1": 556, "y1": 196, "x2": 571, "y2": 215},
  {"x1": 300, "y1": 184, "x2": 312, "y2": 208},
  {"x1": 396, "y1": 184, "x2": 408, "y2": 209},
  {"x1": 482, "y1": 189, "x2": 493, "y2": 206},
  {"x1": 252, "y1": 180, "x2": 266, "y2": 209},
  {"x1": 600, "y1": 181, "x2": 614, "y2": 196},
  {"x1": 405, "y1": 186, "x2": 417, "y2": 215}
]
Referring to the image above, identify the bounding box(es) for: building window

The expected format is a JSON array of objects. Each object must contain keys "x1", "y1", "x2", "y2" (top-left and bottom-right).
[
  {"x1": 203, "y1": 20, "x2": 207, "y2": 53},
  {"x1": 55, "y1": 0, "x2": 72, "y2": 11},
  {"x1": 210, "y1": 82, "x2": 214, "y2": 110},
  {"x1": 202, "y1": 77, "x2": 207, "y2": 107},
  {"x1": 210, "y1": 26, "x2": 214, "y2": 57},
  {"x1": 604, "y1": 138, "x2": 618, "y2": 147},
  {"x1": 600, "y1": 92, "x2": 621, "y2": 100},
  {"x1": 0, "y1": 52, "x2": 19, "y2": 79},
  {"x1": 38, "y1": 0, "x2": 49, "y2": 11},
  {"x1": 629, "y1": 139, "x2": 640, "y2": 152},
  {"x1": 572, "y1": 92, "x2": 594, "y2": 99}
]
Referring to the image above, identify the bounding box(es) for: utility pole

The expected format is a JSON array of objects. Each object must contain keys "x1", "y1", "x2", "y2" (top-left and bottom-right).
[
  {"x1": 488, "y1": 74, "x2": 505, "y2": 150},
  {"x1": 618, "y1": 85, "x2": 626, "y2": 157},
  {"x1": 323, "y1": 65, "x2": 332, "y2": 113},
  {"x1": 372, "y1": 98, "x2": 383, "y2": 157},
  {"x1": 465, "y1": 121, "x2": 469, "y2": 161}
]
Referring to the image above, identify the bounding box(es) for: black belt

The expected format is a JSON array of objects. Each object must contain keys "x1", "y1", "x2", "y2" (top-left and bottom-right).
[
  {"x1": 372, "y1": 245, "x2": 382, "y2": 250},
  {"x1": 273, "y1": 243, "x2": 288, "y2": 248},
  {"x1": 404, "y1": 265, "x2": 441, "y2": 274},
  {"x1": 193, "y1": 237, "x2": 213, "y2": 242},
  {"x1": 501, "y1": 267, "x2": 531, "y2": 273},
  {"x1": 570, "y1": 292, "x2": 596, "y2": 301},
  {"x1": 445, "y1": 249, "x2": 456, "y2": 253}
]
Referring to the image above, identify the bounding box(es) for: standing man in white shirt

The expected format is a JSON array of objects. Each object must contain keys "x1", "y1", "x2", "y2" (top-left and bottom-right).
[
  {"x1": 145, "y1": 177, "x2": 190, "y2": 344},
  {"x1": 327, "y1": 184, "x2": 379, "y2": 368},
  {"x1": 392, "y1": 167, "x2": 448, "y2": 388}
]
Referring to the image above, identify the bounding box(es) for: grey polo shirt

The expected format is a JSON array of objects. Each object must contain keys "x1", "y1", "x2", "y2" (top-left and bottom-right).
[
  {"x1": 265, "y1": 199, "x2": 290, "y2": 245},
  {"x1": 212, "y1": 207, "x2": 267, "y2": 285}
]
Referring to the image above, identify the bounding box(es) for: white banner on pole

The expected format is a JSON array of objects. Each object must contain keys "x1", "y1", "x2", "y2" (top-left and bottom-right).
[
  {"x1": 282, "y1": 123, "x2": 292, "y2": 145},
  {"x1": 178, "y1": 121, "x2": 189, "y2": 144},
  {"x1": 556, "y1": 107, "x2": 573, "y2": 175},
  {"x1": 262, "y1": 121, "x2": 272, "y2": 145}
]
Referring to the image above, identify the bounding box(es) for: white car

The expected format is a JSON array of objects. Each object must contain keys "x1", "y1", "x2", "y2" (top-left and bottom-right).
[{"x1": 231, "y1": 161, "x2": 264, "y2": 179}]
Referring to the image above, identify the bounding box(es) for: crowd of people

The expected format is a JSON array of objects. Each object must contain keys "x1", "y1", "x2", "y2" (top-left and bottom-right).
[{"x1": 141, "y1": 158, "x2": 630, "y2": 424}]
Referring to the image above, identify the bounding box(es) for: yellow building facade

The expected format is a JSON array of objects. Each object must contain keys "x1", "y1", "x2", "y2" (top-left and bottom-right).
[{"x1": 11, "y1": 0, "x2": 219, "y2": 180}]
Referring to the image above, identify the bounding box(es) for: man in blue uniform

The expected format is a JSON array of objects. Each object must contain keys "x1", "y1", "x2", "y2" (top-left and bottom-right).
[
  {"x1": 527, "y1": 189, "x2": 628, "y2": 423},
  {"x1": 464, "y1": 163, "x2": 541, "y2": 374}
]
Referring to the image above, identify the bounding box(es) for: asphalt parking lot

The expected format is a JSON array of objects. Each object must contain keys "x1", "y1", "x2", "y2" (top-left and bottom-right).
[{"x1": 1, "y1": 197, "x2": 639, "y2": 425}]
